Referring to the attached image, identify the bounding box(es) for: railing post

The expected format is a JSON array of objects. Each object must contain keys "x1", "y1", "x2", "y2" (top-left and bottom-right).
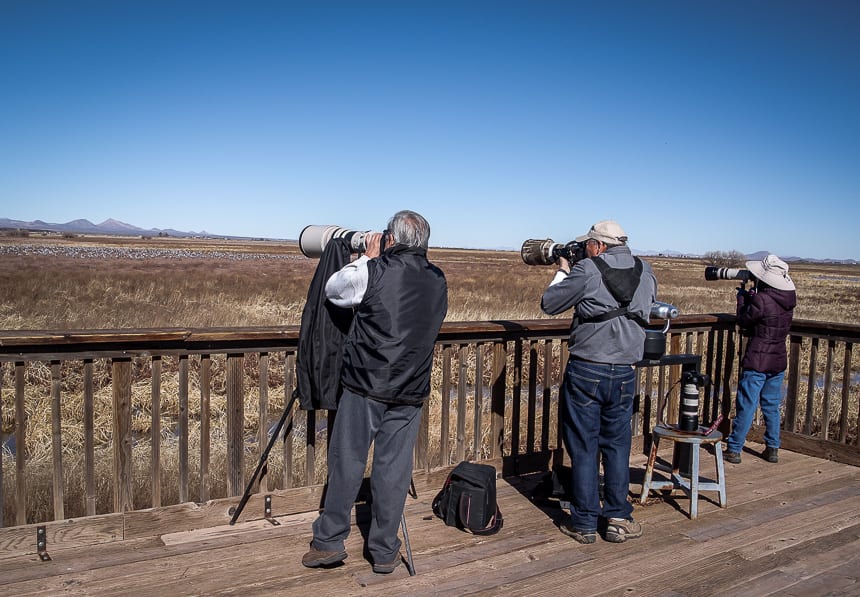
[
  {"x1": 112, "y1": 358, "x2": 134, "y2": 513},
  {"x1": 50, "y1": 361, "x2": 65, "y2": 521},
  {"x1": 456, "y1": 344, "x2": 468, "y2": 463},
  {"x1": 473, "y1": 342, "x2": 485, "y2": 460},
  {"x1": 178, "y1": 355, "x2": 189, "y2": 503},
  {"x1": 15, "y1": 362, "x2": 26, "y2": 525},
  {"x1": 803, "y1": 338, "x2": 820, "y2": 435},
  {"x1": 440, "y1": 345, "x2": 452, "y2": 466},
  {"x1": 83, "y1": 360, "x2": 96, "y2": 516},
  {"x1": 150, "y1": 356, "x2": 162, "y2": 508},
  {"x1": 200, "y1": 355, "x2": 211, "y2": 502},
  {"x1": 784, "y1": 335, "x2": 803, "y2": 432},
  {"x1": 491, "y1": 340, "x2": 507, "y2": 459},
  {"x1": 226, "y1": 353, "x2": 245, "y2": 497}
]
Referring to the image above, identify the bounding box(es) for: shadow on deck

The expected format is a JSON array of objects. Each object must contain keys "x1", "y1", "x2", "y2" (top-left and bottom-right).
[{"x1": 1, "y1": 442, "x2": 858, "y2": 596}]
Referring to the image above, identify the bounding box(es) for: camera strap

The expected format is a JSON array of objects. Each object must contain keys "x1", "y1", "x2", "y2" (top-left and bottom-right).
[{"x1": 579, "y1": 257, "x2": 649, "y2": 328}]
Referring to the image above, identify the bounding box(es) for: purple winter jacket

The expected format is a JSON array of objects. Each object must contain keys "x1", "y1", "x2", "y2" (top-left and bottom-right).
[{"x1": 737, "y1": 285, "x2": 797, "y2": 374}]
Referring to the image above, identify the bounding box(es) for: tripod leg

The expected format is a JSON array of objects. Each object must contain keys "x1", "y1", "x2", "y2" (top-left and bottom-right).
[
  {"x1": 400, "y1": 512, "x2": 416, "y2": 576},
  {"x1": 229, "y1": 391, "x2": 297, "y2": 525}
]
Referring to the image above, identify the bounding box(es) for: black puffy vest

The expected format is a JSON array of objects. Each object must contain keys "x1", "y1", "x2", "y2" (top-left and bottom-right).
[{"x1": 340, "y1": 244, "x2": 448, "y2": 404}]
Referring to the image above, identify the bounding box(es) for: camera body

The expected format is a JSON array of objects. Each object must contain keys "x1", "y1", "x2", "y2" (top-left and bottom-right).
[
  {"x1": 704, "y1": 266, "x2": 752, "y2": 283},
  {"x1": 521, "y1": 238, "x2": 586, "y2": 266},
  {"x1": 299, "y1": 225, "x2": 388, "y2": 258}
]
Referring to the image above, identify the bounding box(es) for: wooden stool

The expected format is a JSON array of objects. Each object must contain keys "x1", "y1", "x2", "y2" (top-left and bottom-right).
[{"x1": 639, "y1": 425, "x2": 727, "y2": 519}]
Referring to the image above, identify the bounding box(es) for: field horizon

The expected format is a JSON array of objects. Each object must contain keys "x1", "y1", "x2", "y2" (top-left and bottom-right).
[{"x1": 1, "y1": 232, "x2": 859, "y2": 331}]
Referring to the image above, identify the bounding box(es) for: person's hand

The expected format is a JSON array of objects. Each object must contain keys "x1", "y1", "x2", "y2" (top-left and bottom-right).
[
  {"x1": 363, "y1": 232, "x2": 383, "y2": 259},
  {"x1": 736, "y1": 286, "x2": 748, "y2": 299},
  {"x1": 557, "y1": 256, "x2": 571, "y2": 274}
]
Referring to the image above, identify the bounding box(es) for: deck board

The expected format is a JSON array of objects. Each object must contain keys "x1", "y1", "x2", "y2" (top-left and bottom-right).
[{"x1": 0, "y1": 442, "x2": 857, "y2": 596}]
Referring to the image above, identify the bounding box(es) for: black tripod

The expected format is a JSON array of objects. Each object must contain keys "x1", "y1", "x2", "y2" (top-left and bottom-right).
[
  {"x1": 229, "y1": 390, "x2": 298, "y2": 526},
  {"x1": 227, "y1": 391, "x2": 417, "y2": 576}
]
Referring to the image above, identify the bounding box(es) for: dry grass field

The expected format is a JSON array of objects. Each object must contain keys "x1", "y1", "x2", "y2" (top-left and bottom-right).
[
  {"x1": 1, "y1": 232, "x2": 858, "y2": 329},
  {"x1": 1, "y1": 233, "x2": 858, "y2": 524}
]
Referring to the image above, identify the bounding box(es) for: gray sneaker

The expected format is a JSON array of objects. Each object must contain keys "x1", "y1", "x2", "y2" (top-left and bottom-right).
[
  {"x1": 605, "y1": 518, "x2": 642, "y2": 543},
  {"x1": 559, "y1": 522, "x2": 597, "y2": 544},
  {"x1": 302, "y1": 544, "x2": 347, "y2": 568}
]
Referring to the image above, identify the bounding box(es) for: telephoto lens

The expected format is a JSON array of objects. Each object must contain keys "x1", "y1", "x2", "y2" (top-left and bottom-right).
[
  {"x1": 299, "y1": 225, "x2": 372, "y2": 258},
  {"x1": 704, "y1": 266, "x2": 752, "y2": 282},
  {"x1": 520, "y1": 238, "x2": 561, "y2": 266}
]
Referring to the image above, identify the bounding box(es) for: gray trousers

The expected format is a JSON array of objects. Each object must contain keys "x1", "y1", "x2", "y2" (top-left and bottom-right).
[{"x1": 311, "y1": 387, "x2": 423, "y2": 563}]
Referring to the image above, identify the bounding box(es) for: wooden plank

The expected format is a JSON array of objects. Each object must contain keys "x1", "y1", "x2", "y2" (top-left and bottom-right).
[
  {"x1": 747, "y1": 425, "x2": 860, "y2": 467},
  {"x1": 0, "y1": 514, "x2": 124, "y2": 560}
]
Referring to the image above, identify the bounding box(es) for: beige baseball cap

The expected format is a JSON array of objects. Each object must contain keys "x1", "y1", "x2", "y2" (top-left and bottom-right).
[{"x1": 575, "y1": 220, "x2": 628, "y2": 245}]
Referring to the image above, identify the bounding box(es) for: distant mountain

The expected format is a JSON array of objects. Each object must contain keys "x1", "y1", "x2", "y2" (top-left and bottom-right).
[{"x1": 0, "y1": 217, "x2": 246, "y2": 240}]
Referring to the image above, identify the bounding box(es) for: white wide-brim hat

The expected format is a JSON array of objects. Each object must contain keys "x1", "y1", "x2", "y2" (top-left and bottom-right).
[{"x1": 746, "y1": 254, "x2": 795, "y2": 291}]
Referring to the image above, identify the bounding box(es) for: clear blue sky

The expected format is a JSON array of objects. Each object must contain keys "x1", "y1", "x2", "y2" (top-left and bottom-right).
[{"x1": 2, "y1": 1, "x2": 858, "y2": 260}]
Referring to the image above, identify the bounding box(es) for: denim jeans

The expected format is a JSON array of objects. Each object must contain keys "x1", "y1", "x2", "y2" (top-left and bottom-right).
[
  {"x1": 726, "y1": 368, "x2": 785, "y2": 453},
  {"x1": 560, "y1": 359, "x2": 636, "y2": 531}
]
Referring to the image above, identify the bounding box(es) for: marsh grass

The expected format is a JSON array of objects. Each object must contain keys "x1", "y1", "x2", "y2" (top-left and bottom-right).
[{"x1": 1, "y1": 235, "x2": 858, "y2": 524}]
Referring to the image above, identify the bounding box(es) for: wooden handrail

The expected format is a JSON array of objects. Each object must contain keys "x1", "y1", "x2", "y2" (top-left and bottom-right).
[{"x1": 0, "y1": 314, "x2": 857, "y2": 530}]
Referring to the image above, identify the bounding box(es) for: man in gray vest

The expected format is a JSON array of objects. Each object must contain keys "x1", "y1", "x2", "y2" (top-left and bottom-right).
[
  {"x1": 302, "y1": 210, "x2": 448, "y2": 574},
  {"x1": 541, "y1": 220, "x2": 657, "y2": 544}
]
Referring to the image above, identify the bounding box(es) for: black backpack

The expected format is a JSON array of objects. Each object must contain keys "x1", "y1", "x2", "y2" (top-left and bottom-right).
[{"x1": 432, "y1": 461, "x2": 503, "y2": 535}]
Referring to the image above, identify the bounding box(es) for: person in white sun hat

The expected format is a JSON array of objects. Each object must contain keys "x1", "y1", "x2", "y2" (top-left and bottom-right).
[{"x1": 724, "y1": 254, "x2": 797, "y2": 465}]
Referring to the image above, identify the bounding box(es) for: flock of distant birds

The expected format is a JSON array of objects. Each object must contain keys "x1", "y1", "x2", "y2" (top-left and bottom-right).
[{"x1": 0, "y1": 243, "x2": 302, "y2": 261}]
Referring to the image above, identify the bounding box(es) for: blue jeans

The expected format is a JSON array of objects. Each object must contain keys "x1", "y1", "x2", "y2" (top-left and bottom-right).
[
  {"x1": 726, "y1": 368, "x2": 785, "y2": 453},
  {"x1": 560, "y1": 359, "x2": 636, "y2": 531}
]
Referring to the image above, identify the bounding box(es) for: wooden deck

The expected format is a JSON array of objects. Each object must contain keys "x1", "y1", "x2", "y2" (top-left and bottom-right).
[{"x1": 1, "y1": 442, "x2": 858, "y2": 596}]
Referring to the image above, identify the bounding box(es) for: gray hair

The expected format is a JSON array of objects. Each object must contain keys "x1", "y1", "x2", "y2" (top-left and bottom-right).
[{"x1": 387, "y1": 210, "x2": 430, "y2": 250}]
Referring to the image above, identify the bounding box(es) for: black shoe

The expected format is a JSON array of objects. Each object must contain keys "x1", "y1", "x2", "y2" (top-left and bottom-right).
[
  {"x1": 763, "y1": 447, "x2": 779, "y2": 463},
  {"x1": 372, "y1": 553, "x2": 403, "y2": 574},
  {"x1": 559, "y1": 522, "x2": 597, "y2": 544},
  {"x1": 723, "y1": 450, "x2": 741, "y2": 464},
  {"x1": 302, "y1": 544, "x2": 347, "y2": 568}
]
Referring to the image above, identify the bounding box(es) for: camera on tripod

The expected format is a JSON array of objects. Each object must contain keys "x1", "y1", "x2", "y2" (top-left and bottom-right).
[
  {"x1": 299, "y1": 225, "x2": 388, "y2": 258},
  {"x1": 520, "y1": 238, "x2": 586, "y2": 266}
]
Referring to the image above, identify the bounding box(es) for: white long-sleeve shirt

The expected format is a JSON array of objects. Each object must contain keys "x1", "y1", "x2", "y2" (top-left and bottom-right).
[{"x1": 324, "y1": 255, "x2": 371, "y2": 307}]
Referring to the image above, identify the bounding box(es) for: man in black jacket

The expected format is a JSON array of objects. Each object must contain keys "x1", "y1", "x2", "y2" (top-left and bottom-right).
[{"x1": 302, "y1": 210, "x2": 448, "y2": 574}]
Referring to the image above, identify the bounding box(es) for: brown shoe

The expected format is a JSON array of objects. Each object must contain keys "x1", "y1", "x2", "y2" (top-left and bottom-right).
[
  {"x1": 302, "y1": 544, "x2": 347, "y2": 568},
  {"x1": 605, "y1": 518, "x2": 643, "y2": 543},
  {"x1": 372, "y1": 553, "x2": 403, "y2": 574}
]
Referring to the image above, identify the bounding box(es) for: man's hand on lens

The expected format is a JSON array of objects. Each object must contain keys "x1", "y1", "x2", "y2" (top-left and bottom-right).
[
  {"x1": 557, "y1": 256, "x2": 571, "y2": 274},
  {"x1": 364, "y1": 232, "x2": 383, "y2": 259}
]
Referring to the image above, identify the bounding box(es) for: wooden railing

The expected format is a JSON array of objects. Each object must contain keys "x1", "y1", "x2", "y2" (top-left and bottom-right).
[{"x1": 1, "y1": 315, "x2": 858, "y2": 530}]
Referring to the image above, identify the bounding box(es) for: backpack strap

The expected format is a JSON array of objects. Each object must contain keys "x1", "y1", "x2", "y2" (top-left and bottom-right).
[
  {"x1": 579, "y1": 257, "x2": 649, "y2": 328},
  {"x1": 458, "y1": 493, "x2": 504, "y2": 535}
]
